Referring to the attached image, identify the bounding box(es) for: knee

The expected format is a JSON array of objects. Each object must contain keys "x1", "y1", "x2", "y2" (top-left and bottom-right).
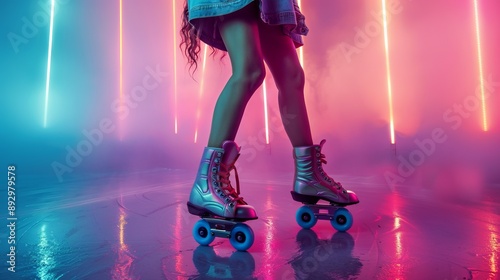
[{"x1": 233, "y1": 62, "x2": 266, "y2": 94}]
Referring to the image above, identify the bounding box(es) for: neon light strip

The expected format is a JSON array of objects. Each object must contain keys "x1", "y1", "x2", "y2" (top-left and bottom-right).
[
  {"x1": 263, "y1": 79, "x2": 269, "y2": 144},
  {"x1": 297, "y1": 0, "x2": 304, "y2": 66},
  {"x1": 43, "y1": 0, "x2": 55, "y2": 128},
  {"x1": 474, "y1": 0, "x2": 488, "y2": 131},
  {"x1": 382, "y1": 0, "x2": 396, "y2": 144},
  {"x1": 173, "y1": 0, "x2": 179, "y2": 134},
  {"x1": 299, "y1": 48, "x2": 304, "y2": 66}
]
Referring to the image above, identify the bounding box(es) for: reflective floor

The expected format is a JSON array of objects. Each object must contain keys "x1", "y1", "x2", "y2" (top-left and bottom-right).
[{"x1": 2, "y1": 168, "x2": 499, "y2": 279}]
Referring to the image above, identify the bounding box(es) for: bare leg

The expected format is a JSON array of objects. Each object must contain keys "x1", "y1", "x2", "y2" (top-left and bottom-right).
[
  {"x1": 207, "y1": 3, "x2": 266, "y2": 147},
  {"x1": 257, "y1": 21, "x2": 313, "y2": 147}
]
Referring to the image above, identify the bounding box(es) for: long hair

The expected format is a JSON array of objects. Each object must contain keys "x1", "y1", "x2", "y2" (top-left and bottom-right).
[{"x1": 180, "y1": 1, "x2": 222, "y2": 76}]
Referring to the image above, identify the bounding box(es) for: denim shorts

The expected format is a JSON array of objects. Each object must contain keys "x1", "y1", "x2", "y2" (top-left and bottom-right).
[{"x1": 187, "y1": 0, "x2": 309, "y2": 51}]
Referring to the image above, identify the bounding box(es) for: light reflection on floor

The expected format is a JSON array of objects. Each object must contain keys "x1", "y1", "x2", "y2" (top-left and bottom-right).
[{"x1": 2, "y1": 168, "x2": 499, "y2": 279}]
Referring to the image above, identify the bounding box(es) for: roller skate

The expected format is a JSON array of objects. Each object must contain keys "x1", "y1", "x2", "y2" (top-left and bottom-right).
[
  {"x1": 187, "y1": 141, "x2": 257, "y2": 251},
  {"x1": 290, "y1": 140, "x2": 359, "y2": 231}
]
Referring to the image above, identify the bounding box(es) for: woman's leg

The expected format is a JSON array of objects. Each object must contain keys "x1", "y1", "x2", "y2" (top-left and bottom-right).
[
  {"x1": 188, "y1": 4, "x2": 265, "y2": 221},
  {"x1": 207, "y1": 3, "x2": 266, "y2": 147},
  {"x1": 257, "y1": 21, "x2": 313, "y2": 147},
  {"x1": 257, "y1": 21, "x2": 359, "y2": 205}
]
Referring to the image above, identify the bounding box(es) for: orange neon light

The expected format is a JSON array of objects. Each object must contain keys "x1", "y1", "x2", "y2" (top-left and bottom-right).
[
  {"x1": 263, "y1": 79, "x2": 270, "y2": 144},
  {"x1": 474, "y1": 0, "x2": 488, "y2": 131},
  {"x1": 382, "y1": 0, "x2": 396, "y2": 144}
]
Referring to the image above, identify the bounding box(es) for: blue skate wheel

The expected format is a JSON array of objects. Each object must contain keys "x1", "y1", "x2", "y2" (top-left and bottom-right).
[
  {"x1": 193, "y1": 219, "x2": 215, "y2": 246},
  {"x1": 330, "y1": 208, "x2": 353, "y2": 232},
  {"x1": 296, "y1": 206, "x2": 317, "y2": 229},
  {"x1": 230, "y1": 223, "x2": 254, "y2": 251}
]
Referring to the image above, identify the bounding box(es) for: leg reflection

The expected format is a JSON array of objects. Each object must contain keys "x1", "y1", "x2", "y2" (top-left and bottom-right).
[
  {"x1": 192, "y1": 246, "x2": 256, "y2": 279},
  {"x1": 289, "y1": 229, "x2": 362, "y2": 279}
]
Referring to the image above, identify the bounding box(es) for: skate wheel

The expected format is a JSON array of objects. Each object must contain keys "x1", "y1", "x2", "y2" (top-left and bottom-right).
[
  {"x1": 330, "y1": 208, "x2": 353, "y2": 232},
  {"x1": 193, "y1": 219, "x2": 215, "y2": 246},
  {"x1": 230, "y1": 223, "x2": 254, "y2": 251},
  {"x1": 296, "y1": 206, "x2": 317, "y2": 229}
]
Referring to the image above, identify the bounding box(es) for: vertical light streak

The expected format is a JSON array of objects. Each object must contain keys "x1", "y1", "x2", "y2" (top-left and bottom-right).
[
  {"x1": 119, "y1": 0, "x2": 124, "y2": 139},
  {"x1": 118, "y1": 207, "x2": 127, "y2": 250},
  {"x1": 43, "y1": 0, "x2": 55, "y2": 128},
  {"x1": 382, "y1": 0, "x2": 396, "y2": 144},
  {"x1": 112, "y1": 201, "x2": 135, "y2": 279},
  {"x1": 488, "y1": 224, "x2": 498, "y2": 279},
  {"x1": 173, "y1": 0, "x2": 179, "y2": 134},
  {"x1": 174, "y1": 202, "x2": 185, "y2": 277},
  {"x1": 194, "y1": 44, "x2": 208, "y2": 143},
  {"x1": 262, "y1": 79, "x2": 270, "y2": 144},
  {"x1": 474, "y1": 0, "x2": 488, "y2": 131},
  {"x1": 394, "y1": 214, "x2": 402, "y2": 259},
  {"x1": 36, "y1": 224, "x2": 56, "y2": 279},
  {"x1": 263, "y1": 191, "x2": 276, "y2": 279},
  {"x1": 299, "y1": 47, "x2": 304, "y2": 66},
  {"x1": 297, "y1": 0, "x2": 304, "y2": 66}
]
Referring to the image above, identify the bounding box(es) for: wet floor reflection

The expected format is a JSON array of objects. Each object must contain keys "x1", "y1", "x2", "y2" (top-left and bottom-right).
[
  {"x1": 192, "y1": 246, "x2": 256, "y2": 279},
  {"x1": 111, "y1": 204, "x2": 137, "y2": 279},
  {"x1": 285, "y1": 230, "x2": 362, "y2": 280},
  {"x1": 35, "y1": 224, "x2": 57, "y2": 280},
  {"x1": 1, "y1": 169, "x2": 498, "y2": 279}
]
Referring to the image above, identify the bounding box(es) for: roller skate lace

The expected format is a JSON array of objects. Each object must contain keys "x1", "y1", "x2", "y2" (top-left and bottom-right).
[
  {"x1": 218, "y1": 163, "x2": 247, "y2": 205},
  {"x1": 317, "y1": 152, "x2": 347, "y2": 194}
]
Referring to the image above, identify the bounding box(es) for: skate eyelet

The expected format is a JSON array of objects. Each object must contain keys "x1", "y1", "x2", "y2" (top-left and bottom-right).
[
  {"x1": 316, "y1": 153, "x2": 320, "y2": 157},
  {"x1": 217, "y1": 152, "x2": 222, "y2": 157}
]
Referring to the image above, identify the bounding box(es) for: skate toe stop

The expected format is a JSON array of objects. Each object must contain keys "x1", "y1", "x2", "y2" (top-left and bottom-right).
[
  {"x1": 347, "y1": 191, "x2": 359, "y2": 204},
  {"x1": 236, "y1": 205, "x2": 258, "y2": 220}
]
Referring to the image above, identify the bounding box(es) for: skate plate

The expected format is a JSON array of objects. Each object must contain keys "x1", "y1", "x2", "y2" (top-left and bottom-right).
[
  {"x1": 291, "y1": 191, "x2": 354, "y2": 231},
  {"x1": 187, "y1": 202, "x2": 255, "y2": 251}
]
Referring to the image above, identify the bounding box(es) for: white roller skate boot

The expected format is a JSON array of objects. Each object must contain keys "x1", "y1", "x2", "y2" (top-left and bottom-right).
[
  {"x1": 187, "y1": 141, "x2": 257, "y2": 251},
  {"x1": 290, "y1": 140, "x2": 358, "y2": 231}
]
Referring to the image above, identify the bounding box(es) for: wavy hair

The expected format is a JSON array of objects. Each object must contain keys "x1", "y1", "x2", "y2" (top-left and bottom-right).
[{"x1": 180, "y1": 1, "x2": 224, "y2": 76}]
